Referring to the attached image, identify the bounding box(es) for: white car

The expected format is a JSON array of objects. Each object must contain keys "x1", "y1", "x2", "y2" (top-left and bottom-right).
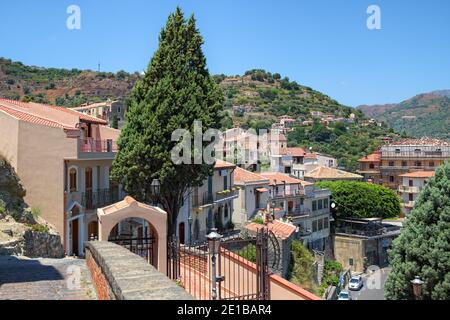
[
  {"x1": 338, "y1": 290, "x2": 352, "y2": 300},
  {"x1": 348, "y1": 275, "x2": 363, "y2": 291}
]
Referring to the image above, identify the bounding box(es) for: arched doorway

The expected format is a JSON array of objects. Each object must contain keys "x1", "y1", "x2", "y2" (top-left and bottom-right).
[
  {"x1": 108, "y1": 217, "x2": 158, "y2": 268},
  {"x1": 97, "y1": 196, "x2": 167, "y2": 274}
]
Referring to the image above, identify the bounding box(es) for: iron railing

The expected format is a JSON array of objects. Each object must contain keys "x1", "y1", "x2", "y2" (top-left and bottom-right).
[
  {"x1": 109, "y1": 237, "x2": 156, "y2": 265},
  {"x1": 81, "y1": 188, "x2": 121, "y2": 210},
  {"x1": 79, "y1": 138, "x2": 118, "y2": 153}
]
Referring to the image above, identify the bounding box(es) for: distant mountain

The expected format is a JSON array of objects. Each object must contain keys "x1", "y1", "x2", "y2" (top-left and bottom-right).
[{"x1": 357, "y1": 92, "x2": 450, "y2": 139}]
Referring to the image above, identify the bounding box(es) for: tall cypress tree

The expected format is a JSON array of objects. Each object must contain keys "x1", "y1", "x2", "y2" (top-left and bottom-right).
[
  {"x1": 112, "y1": 7, "x2": 223, "y2": 237},
  {"x1": 385, "y1": 161, "x2": 450, "y2": 300}
]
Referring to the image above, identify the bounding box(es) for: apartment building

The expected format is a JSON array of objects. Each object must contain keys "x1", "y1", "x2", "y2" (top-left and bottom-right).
[
  {"x1": 398, "y1": 171, "x2": 435, "y2": 215},
  {"x1": 259, "y1": 172, "x2": 332, "y2": 251},
  {"x1": 0, "y1": 99, "x2": 121, "y2": 256},
  {"x1": 359, "y1": 138, "x2": 450, "y2": 190},
  {"x1": 181, "y1": 160, "x2": 238, "y2": 243},
  {"x1": 232, "y1": 167, "x2": 270, "y2": 227}
]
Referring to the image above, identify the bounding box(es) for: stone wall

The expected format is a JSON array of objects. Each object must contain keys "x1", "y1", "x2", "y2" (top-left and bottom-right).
[
  {"x1": 85, "y1": 241, "x2": 193, "y2": 300},
  {"x1": 22, "y1": 230, "x2": 64, "y2": 258}
]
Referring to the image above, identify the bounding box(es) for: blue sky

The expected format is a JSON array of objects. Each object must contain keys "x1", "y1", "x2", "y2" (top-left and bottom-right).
[{"x1": 0, "y1": 0, "x2": 449, "y2": 106}]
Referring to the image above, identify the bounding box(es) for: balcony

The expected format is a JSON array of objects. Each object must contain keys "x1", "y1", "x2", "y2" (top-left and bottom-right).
[
  {"x1": 81, "y1": 188, "x2": 121, "y2": 210},
  {"x1": 271, "y1": 189, "x2": 304, "y2": 199},
  {"x1": 78, "y1": 138, "x2": 117, "y2": 159},
  {"x1": 288, "y1": 208, "x2": 311, "y2": 219},
  {"x1": 215, "y1": 188, "x2": 239, "y2": 203},
  {"x1": 192, "y1": 192, "x2": 213, "y2": 208},
  {"x1": 398, "y1": 185, "x2": 421, "y2": 193}
]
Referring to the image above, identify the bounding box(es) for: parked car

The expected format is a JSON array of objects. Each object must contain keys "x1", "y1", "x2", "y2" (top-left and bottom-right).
[
  {"x1": 338, "y1": 290, "x2": 352, "y2": 300},
  {"x1": 348, "y1": 275, "x2": 363, "y2": 291}
]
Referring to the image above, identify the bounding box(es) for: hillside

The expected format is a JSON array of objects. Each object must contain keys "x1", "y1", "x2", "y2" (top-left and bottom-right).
[
  {"x1": 0, "y1": 60, "x2": 397, "y2": 171},
  {"x1": 0, "y1": 58, "x2": 138, "y2": 107},
  {"x1": 357, "y1": 92, "x2": 450, "y2": 139}
]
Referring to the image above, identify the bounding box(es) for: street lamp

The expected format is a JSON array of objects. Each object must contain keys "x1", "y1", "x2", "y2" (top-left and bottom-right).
[
  {"x1": 206, "y1": 228, "x2": 223, "y2": 300},
  {"x1": 271, "y1": 200, "x2": 276, "y2": 221},
  {"x1": 410, "y1": 276, "x2": 424, "y2": 300},
  {"x1": 150, "y1": 179, "x2": 161, "y2": 206}
]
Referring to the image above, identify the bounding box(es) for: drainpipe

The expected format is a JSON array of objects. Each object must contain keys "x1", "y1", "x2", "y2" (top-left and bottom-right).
[{"x1": 63, "y1": 160, "x2": 68, "y2": 255}]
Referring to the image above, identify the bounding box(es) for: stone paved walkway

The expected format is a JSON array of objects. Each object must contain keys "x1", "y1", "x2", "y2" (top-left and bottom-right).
[{"x1": 0, "y1": 256, "x2": 96, "y2": 300}]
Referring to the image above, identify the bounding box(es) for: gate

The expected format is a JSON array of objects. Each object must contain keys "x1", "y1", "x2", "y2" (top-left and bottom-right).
[
  {"x1": 110, "y1": 236, "x2": 156, "y2": 266},
  {"x1": 167, "y1": 228, "x2": 277, "y2": 300}
]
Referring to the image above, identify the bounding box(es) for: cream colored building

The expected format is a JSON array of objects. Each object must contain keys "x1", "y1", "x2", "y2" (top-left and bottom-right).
[
  {"x1": 232, "y1": 167, "x2": 270, "y2": 227},
  {"x1": 398, "y1": 171, "x2": 435, "y2": 215},
  {"x1": 0, "y1": 99, "x2": 121, "y2": 256},
  {"x1": 185, "y1": 160, "x2": 238, "y2": 243}
]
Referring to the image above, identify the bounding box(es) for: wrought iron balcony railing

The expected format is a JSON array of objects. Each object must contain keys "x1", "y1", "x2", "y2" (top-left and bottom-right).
[
  {"x1": 81, "y1": 188, "x2": 121, "y2": 210},
  {"x1": 79, "y1": 138, "x2": 118, "y2": 153}
]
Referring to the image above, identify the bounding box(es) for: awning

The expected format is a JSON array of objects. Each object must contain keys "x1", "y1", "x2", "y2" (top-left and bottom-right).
[{"x1": 256, "y1": 188, "x2": 269, "y2": 193}]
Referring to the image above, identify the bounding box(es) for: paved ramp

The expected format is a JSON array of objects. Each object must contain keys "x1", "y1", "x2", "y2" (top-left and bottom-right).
[{"x1": 0, "y1": 256, "x2": 96, "y2": 300}]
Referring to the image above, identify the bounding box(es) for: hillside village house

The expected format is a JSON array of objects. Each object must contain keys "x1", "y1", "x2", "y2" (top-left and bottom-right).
[
  {"x1": 259, "y1": 172, "x2": 332, "y2": 251},
  {"x1": 177, "y1": 160, "x2": 238, "y2": 244},
  {"x1": 398, "y1": 171, "x2": 435, "y2": 215},
  {"x1": 0, "y1": 99, "x2": 122, "y2": 256},
  {"x1": 357, "y1": 150, "x2": 382, "y2": 184},
  {"x1": 232, "y1": 167, "x2": 270, "y2": 227}
]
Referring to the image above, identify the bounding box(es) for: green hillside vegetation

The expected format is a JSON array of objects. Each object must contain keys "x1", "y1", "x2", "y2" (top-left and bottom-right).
[{"x1": 358, "y1": 92, "x2": 450, "y2": 140}]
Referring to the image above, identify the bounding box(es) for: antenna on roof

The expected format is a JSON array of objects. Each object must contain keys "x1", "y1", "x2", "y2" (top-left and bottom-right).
[{"x1": 98, "y1": 62, "x2": 101, "y2": 72}]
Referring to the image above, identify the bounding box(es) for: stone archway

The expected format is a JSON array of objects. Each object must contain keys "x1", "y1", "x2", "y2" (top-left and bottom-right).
[{"x1": 97, "y1": 196, "x2": 167, "y2": 274}]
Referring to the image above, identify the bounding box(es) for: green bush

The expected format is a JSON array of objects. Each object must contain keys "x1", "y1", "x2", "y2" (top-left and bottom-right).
[
  {"x1": 31, "y1": 207, "x2": 41, "y2": 219},
  {"x1": 316, "y1": 181, "x2": 401, "y2": 219},
  {"x1": 236, "y1": 244, "x2": 257, "y2": 263},
  {"x1": 251, "y1": 217, "x2": 264, "y2": 224},
  {"x1": 29, "y1": 224, "x2": 49, "y2": 233}
]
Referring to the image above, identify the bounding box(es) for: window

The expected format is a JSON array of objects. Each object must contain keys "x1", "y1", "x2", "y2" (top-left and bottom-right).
[
  {"x1": 415, "y1": 161, "x2": 422, "y2": 167},
  {"x1": 223, "y1": 175, "x2": 228, "y2": 190},
  {"x1": 69, "y1": 168, "x2": 77, "y2": 192},
  {"x1": 349, "y1": 258, "x2": 354, "y2": 266},
  {"x1": 312, "y1": 200, "x2": 317, "y2": 211},
  {"x1": 414, "y1": 149, "x2": 421, "y2": 153},
  {"x1": 318, "y1": 219, "x2": 323, "y2": 230},
  {"x1": 409, "y1": 180, "x2": 413, "y2": 187},
  {"x1": 318, "y1": 199, "x2": 323, "y2": 210},
  {"x1": 369, "y1": 163, "x2": 375, "y2": 169},
  {"x1": 429, "y1": 161, "x2": 435, "y2": 167},
  {"x1": 300, "y1": 198, "x2": 304, "y2": 205},
  {"x1": 402, "y1": 161, "x2": 407, "y2": 167},
  {"x1": 312, "y1": 220, "x2": 318, "y2": 232},
  {"x1": 324, "y1": 198, "x2": 329, "y2": 208},
  {"x1": 409, "y1": 193, "x2": 414, "y2": 201},
  {"x1": 224, "y1": 204, "x2": 229, "y2": 218},
  {"x1": 324, "y1": 218, "x2": 329, "y2": 229},
  {"x1": 389, "y1": 161, "x2": 394, "y2": 167},
  {"x1": 390, "y1": 176, "x2": 394, "y2": 183},
  {"x1": 395, "y1": 149, "x2": 400, "y2": 154}
]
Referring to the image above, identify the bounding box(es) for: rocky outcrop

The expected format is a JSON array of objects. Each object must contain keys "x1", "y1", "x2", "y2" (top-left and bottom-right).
[{"x1": 0, "y1": 156, "x2": 33, "y2": 223}]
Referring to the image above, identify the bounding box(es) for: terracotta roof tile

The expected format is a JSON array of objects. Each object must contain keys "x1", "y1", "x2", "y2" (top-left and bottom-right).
[
  {"x1": 359, "y1": 151, "x2": 381, "y2": 162},
  {"x1": 305, "y1": 166, "x2": 363, "y2": 180},
  {"x1": 234, "y1": 167, "x2": 269, "y2": 184},
  {"x1": 245, "y1": 220, "x2": 296, "y2": 240},
  {"x1": 0, "y1": 105, "x2": 76, "y2": 130},
  {"x1": 399, "y1": 171, "x2": 435, "y2": 178},
  {"x1": 214, "y1": 159, "x2": 236, "y2": 170}
]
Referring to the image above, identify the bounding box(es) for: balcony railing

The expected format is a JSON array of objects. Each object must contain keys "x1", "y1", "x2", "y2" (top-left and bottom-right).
[
  {"x1": 271, "y1": 189, "x2": 304, "y2": 199},
  {"x1": 192, "y1": 192, "x2": 214, "y2": 208},
  {"x1": 401, "y1": 201, "x2": 415, "y2": 208},
  {"x1": 398, "y1": 185, "x2": 421, "y2": 193},
  {"x1": 380, "y1": 165, "x2": 436, "y2": 171},
  {"x1": 81, "y1": 188, "x2": 121, "y2": 210},
  {"x1": 288, "y1": 208, "x2": 311, "y2": 218},
  {"x1": 215, "y1": 188, "x2": 239, "y2": 202},
  {"x1": 79, "y1": 138, "x2": 118, "y2": 153}
]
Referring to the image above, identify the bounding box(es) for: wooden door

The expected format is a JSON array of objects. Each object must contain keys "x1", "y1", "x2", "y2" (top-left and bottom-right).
[
  {"x1": 85, "y1": 168, "x2": 93, "y2": 208},
  {"x1": 72, "y1": 219, "x2": 79, "y2": 256}
]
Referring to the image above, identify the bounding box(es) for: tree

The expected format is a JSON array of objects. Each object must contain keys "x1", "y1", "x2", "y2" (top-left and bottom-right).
[
  {"x1": 111, "y1": 113, "x2": 119, "y2": 129},
  {"x1": 385, "y1": 161, "x2": 450, "y2": 300},
  {"x1": 316, "y1": 181, "x2": 400, "y2": 219},
  {"x1": 288, "y1": 241, "x2": 317, "y2": 293},
  {"x1": 111, "y1": 7, "x2": 223, "y2": 238}
]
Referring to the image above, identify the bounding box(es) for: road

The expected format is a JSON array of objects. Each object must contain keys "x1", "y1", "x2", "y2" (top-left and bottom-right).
[
  {"x1": 0, "y1": 256, "x2": 96, "y2": 300},
  {"x1": 350, "y1": 267, "x2": 390, "y2": 300}
]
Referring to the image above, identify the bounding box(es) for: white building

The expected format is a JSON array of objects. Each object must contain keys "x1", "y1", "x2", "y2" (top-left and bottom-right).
[{"x1": 398, "y1": 171, "x2": 435, "y2": 215}]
